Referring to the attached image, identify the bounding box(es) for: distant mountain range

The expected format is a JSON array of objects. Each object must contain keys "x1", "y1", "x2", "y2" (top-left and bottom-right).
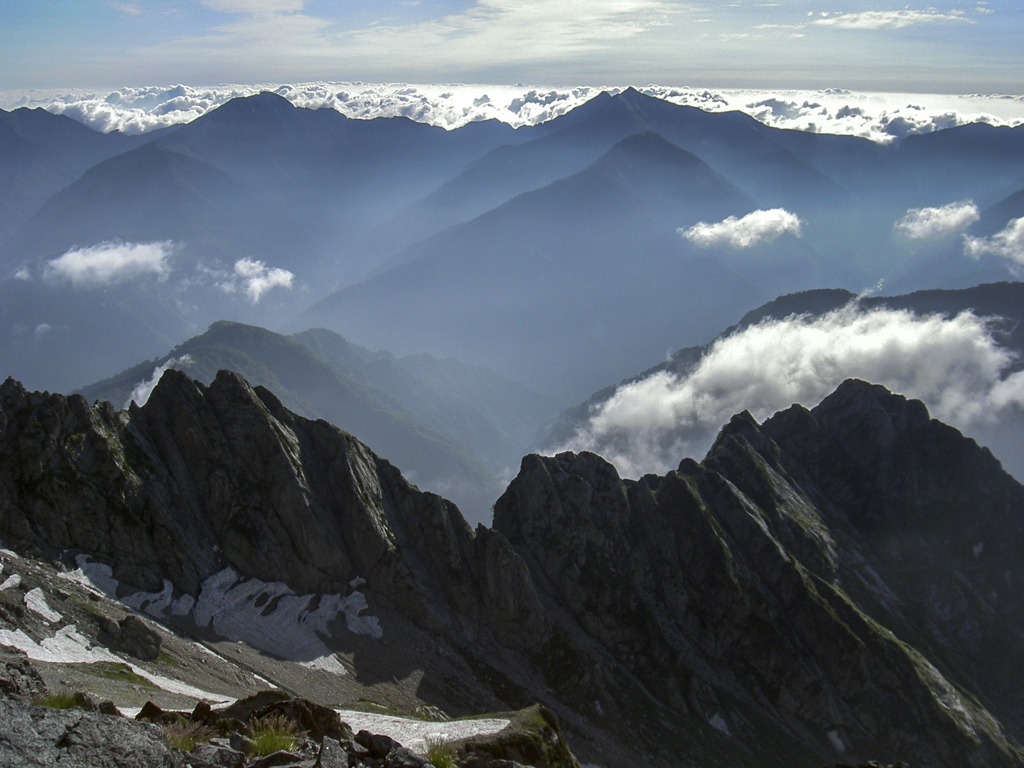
[
  {"x1": 77, "y1": 321, "x2": 562, "y2": 524},
  {"x1": 2, "y1": 88, "x2": 1023, "y2": 402}
]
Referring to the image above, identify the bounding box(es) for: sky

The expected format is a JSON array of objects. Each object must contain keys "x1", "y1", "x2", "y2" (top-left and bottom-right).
[{"x1": 1, "y1": 0, "x2": 1021, "y2": 93}]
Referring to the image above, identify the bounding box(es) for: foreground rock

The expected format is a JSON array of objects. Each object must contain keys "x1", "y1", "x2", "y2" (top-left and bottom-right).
[
  {"x1": 0, "y1": 696, "x2": 179, "y2": 768},
  {"x1": 3, "y1": 371, "x2": 1024, "y2": 767}
]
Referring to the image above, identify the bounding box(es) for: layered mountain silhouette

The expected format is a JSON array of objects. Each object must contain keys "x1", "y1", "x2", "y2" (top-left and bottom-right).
[
  {"x1": 3, "y1": 89, "x2": 1024, "y2": 407},
  {"x1": 3, "y1": 370, "x2": 1024, "y2": 767},
  {"x1": 294, "y1": 131, "x2": 767, "y2": 399},
  {"x1": 0, "y1": 107, "x2": 154, "y2": 242},
  {"x1": 77, "y1": 320, "x2": 562, "y2": 523}
]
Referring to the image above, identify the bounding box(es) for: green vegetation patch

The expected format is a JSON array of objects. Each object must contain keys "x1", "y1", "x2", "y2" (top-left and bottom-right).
[
  {"x1": 248, "y1": 713, "x2": 302, "y2": 756},
  {"x1": 87, "y1": 661, "x2": 158, "y2": 689},
  {"x1": 33, "y1": 690, "x2": 87, "y2": 710}
]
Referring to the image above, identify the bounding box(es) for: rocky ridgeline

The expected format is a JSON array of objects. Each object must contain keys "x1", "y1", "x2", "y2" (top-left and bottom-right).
[{"x1": 3, "y1": 370, "x2": 1024, "y2": 767}]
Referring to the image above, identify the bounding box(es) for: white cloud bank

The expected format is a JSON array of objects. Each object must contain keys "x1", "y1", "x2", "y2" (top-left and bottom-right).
[
  {"x1": 964, "y1": 217, "x2": 1024, "y2": 266},
  {"x1": 43, "y1": 241, "x2": 174, "y2": 287},
  {"x1": 895, "y1": 201, "x2": 980, "y2": 239},
  {"x1": 680, "y1": 208, "x2": 802, "y2": 249},
  {"x1": 217, "y1": 257, "x2": 294, "y2": 303},
  {"x1": 125, "y1": 355, "x2": 193, "y2": 409},
  {"x1": 558, "y1": 304, "x2": 1024, "y2": 478},
  {"x1": 2, "y1": 84, "x2": 1021, "y2": 144}
]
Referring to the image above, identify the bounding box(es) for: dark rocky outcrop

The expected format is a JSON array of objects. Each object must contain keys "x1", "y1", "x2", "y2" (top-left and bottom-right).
[
  {"x1": 98, "y1": 614, "x2": 162, "y2": 661},
  {"x1": 3, "y1": 370, "x2": 1024, "y2": 767},
  {"x1": 0, "y1": 695, "x2": 180, "y2": 768}
]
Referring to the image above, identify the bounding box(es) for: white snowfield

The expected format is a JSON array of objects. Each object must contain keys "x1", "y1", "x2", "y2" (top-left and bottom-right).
[
  {"x1": 336, "y1": 710, "x2": 510, "y2": 754},
  {"x1": 0, "y1": 625, "x2": 232, "y2": 703},
  {"x1": 62, "y1": 556, "x2": 381, "y2": 676}
]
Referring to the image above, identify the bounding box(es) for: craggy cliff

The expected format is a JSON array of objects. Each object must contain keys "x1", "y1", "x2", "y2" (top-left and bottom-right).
[{"x1": 2, "y1": 370, "x2": 1024, "y2": 768}]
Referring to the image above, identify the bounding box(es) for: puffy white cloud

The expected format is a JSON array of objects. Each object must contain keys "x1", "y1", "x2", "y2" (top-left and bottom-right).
[
  {"x1": 217, "y1": 257, "x2": 294, "y2": 303},
  {"x1": 43, "y1": 241, "x2": 174, "y2": 287},
  {"x1": 680, "y1": 208, "x2": 802, "y2": 249},
  {"x1": 811, "y1": 9, "x2": 972, "y2": 30},
  {"x1": 558, "y1": 304, "x2": 1024, "y2": 477},
  {"x1": 11, "y1": 266, "x2": 31, "y2": 281},
  {"x1": 895, "y1": 201, "x2": 980, "y2": 239},
  {"x1": 4, "y1": 84, "x2": 1020, "y2": 142},
  {"x1": 125, "y1": 355, "x2": 193, "y2": 409},
  {"x1": 963, "y1": 217, "x2": 1024, "y2": 265}
]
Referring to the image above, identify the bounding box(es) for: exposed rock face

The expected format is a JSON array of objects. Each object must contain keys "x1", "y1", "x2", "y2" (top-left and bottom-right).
[
  {"x1": 0, "y1": 370, "x2": 534, "y2": 637},
  {"x1": 0, "y1": 696, "x2": 180, "y2": 768},
  {"x1": 3, "y1": 371, "x2": 1024, "y2": 767},
  {"x1": 493, "y1": 379, "x2": 1024, "y2": 768}
]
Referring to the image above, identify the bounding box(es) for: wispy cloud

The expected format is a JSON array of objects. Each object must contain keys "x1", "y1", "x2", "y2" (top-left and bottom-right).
[
  {"x1": 43, "y1": 241, "x2": 174, "y2": 287},
  {"x1": 107, "y1": 2, "x2": 143, "y2": 16},
  {"x1": 895, "y1": 201, "x2": 980, "y2": 239},
  {"x1": 125, "y1": 355, "x2": 193, "y2": 409},
  {"x1": 964, "y1": 217, "x2": 1024, "y2": 266},
  {"x1": 217, "y1": 257, "x2": 294, "y2": 303},
  {"x1": 203, "y1": 0, "x2": 305, "y2": 12},
  {"x1": 811, "y1": 9, "x2": 972, "y2": 30},
  {"x1": 680, "y1": 208, "x2": 802, "y2": 249},
  {"x1": 557, "y1": 304, "x2": 1024, "y2": 477}
]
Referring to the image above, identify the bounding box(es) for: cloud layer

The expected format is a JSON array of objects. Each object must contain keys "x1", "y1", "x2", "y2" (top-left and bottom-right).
[
  {"x1": 964, "y1": 217, "x2": 1024, "y2": 266},
  {"x1": 895, "y1": 201, "x2": 980, "y2": 239},
  {"x1": 43, "y1": 241, "x2": 174, "y2": 287},
  {"x1": 3, "y1": 83, "x2": 1021, "y2": 144},
  {"x1": 680, "y1": 209, "x2": 802, "y2": 249},
  {"x1": 558, "y1": 304, "x2": 1024, "y2": 478}
]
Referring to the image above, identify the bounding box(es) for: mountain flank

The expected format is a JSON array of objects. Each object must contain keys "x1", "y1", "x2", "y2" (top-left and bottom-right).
[{"x1": 3, "y1": 370, "x2": 1024, "y2": 766}]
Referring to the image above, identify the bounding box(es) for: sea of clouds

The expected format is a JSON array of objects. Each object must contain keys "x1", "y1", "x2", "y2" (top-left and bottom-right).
[
  {"x1": 557, "y1": 302, "x2": 1024, "y2": 478},
  {"x1": 2, "y1": 82, "x2": 1022, "y2": 143}
]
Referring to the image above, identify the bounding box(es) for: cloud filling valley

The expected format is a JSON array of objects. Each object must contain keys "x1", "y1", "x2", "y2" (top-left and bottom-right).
[{"x1": 557, "y1": 303, "x2": 1024, "y2": 478}]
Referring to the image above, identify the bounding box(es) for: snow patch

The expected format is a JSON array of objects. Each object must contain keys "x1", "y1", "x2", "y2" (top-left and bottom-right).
[
  {"x1": 61, "y1": 556, "x2": 380, "y2": 677},
  {"x1": 335, "y1": 710, "x2": 510, "y2": 754},
  {"x1": 0, "y1": 625, "x2": 231, "y2": 703},
  {"x1": 60, "y1": 556, "x2": 196, "y2": 617},
  {"x1": 24, "y1": 588, "x2": 62, "y2": 623},
  {"x1": 708, "y1": 713, "x2": 730, "y2": 734},
  {"x1": 0, "y1": 574, "x2": 20, "y2": 591},
  {"x1": 192, "y1": 567, "x2": 381, "y2": 672},
  {"x1": 828, "y1": 730, "x2": 846, "y2": 752}
]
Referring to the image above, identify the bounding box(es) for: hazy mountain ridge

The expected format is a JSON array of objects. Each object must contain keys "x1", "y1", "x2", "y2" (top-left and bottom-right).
[
  {"x1": 76, "y1": 321, "x2": 562, "y2": 524},
  {"x1": 3, "y1": 89, "x2": 1024, "y2": 401},
  {"x1": 3, "y1": 370, "x2": 1024, "y2": 766}
]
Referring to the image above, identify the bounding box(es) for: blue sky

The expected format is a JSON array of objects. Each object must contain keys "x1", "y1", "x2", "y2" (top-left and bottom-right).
[{"x1": 1, "y1": 0, "x2": 1020, "y2": 92}]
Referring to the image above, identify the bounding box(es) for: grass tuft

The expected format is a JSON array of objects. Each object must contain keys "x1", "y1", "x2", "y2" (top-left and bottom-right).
[
  {"x1": 426, "y1": 736, "x2": 458, "y2": 768},
  {"x1": 248, "y1": 713, "x2": 302, "y2": 756},
  {"x1": 34, "y1": 690, "x2": 86, "y2": 710},
  {"x1": 163, "y1": 720, "x2": 217, "y2": 751}
]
